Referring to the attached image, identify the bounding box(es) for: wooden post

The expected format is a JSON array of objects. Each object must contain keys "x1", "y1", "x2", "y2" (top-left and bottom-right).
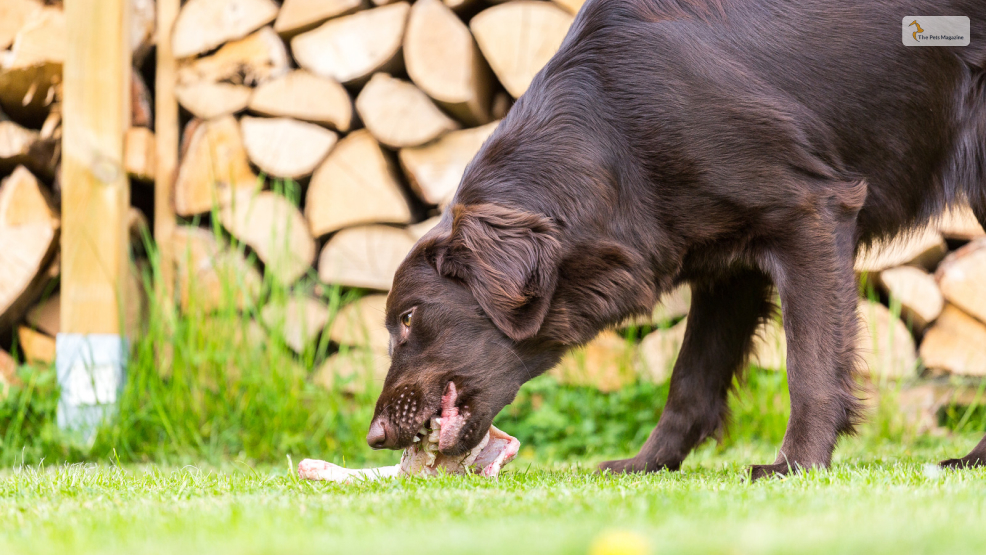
[
  {"x1": 155, "y1": 0, "x2": 179, "y2": 300},
  {"x1": 58, "y1": 0, "x2": 131, "y2": 436}
]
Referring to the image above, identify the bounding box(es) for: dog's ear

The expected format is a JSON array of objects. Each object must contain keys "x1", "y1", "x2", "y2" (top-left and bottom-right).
[{"x1": 429, "y1": 203, "x2": 561, "y2": 341}]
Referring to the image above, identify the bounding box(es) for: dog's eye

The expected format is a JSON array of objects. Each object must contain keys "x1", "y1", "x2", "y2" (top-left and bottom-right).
[{"x1": 400, "y1": 310, "x2": 413, "y2": 328}]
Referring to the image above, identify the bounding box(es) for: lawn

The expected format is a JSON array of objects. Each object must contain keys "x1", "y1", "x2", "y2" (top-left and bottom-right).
[
  {"x1": 3, "y1": 257, "x2": 986, "y2": 554},
  {"x1": 2, "y1": 437, "x2": 986, "y2": 555}
]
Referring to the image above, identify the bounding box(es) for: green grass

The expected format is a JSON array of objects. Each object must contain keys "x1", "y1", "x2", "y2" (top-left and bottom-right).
[{"x1": 2, "y1": 437, "x2": 986, "y2": 555}]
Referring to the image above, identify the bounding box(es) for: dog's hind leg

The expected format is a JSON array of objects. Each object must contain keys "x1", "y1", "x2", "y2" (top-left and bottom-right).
[
  {"x1": 941, "y1": 436, "x2": 986, "y2": 469},
  {"x1": 599, "y1": 269, "x2": 774, "y2": 474},
  {"x1": 939, "y1": 197, "x2": 986, "y2": 469},
  {"x1": 749, "y1": 205, "x2": 863, "y2": 481}
]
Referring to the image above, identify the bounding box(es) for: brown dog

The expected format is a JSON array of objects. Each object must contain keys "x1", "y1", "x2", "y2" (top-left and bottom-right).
[{"x1": 368, "y1": 0, "x2": 986, "y2": 478}]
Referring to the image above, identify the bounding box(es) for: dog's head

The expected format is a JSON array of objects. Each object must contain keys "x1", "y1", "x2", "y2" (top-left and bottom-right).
[{"x1": 366, "y1": 203, "x2": 568, "y2": 455}]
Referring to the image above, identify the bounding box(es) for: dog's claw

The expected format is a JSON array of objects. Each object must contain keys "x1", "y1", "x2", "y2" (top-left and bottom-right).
[
  {"x1": 939, "y1": 457, "x2": 985, "y2": 469},
  {"x1": 598, "y1": 457, "x2": 679, "y2": 475}
]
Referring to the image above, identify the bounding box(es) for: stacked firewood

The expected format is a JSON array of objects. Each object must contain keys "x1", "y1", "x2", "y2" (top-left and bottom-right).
[
  {"x1": 0, "y1": 0, "x2": 154, "y2": 383},
  {"x1": 155, "y1": 0, "x2": 584, "y2": 386}
]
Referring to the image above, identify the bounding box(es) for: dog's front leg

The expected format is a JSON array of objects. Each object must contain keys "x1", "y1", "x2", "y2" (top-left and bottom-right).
[
  {"x1": 599, "y1": 270, "x2": 774, "y2": 474},
  {"x1": 750, "y1": 219, "x2": 863, "y2": 481}
]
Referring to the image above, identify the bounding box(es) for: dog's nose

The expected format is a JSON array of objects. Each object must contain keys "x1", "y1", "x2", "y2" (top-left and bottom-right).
[{"x1": 366, "y1": 418, "x2": 391, "y2": 449}]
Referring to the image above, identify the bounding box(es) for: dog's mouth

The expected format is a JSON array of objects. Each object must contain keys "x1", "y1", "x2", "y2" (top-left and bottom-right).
[
  {"x1": 405, "y1": 381, "x2": 472, "y2": 452},
  {"x1": 402, "y1": 385, "x2": 518, "y2": 477}
]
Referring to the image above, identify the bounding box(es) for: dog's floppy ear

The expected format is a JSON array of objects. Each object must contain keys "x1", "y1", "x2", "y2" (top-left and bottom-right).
[{"x1": 429, "y1": 203, "x2": 561, "y2": 341}]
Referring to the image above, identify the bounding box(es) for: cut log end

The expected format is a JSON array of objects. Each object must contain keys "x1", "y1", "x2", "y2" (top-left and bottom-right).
[
  {"x1": 404, "y1": 0, "x2": 492, "y2": 126},
  {"x1": 291, "y1": 2, "x2": 410, "y2": 85},
  {"x1": 241, "y1": 116, "x2": 338, "y2": 180},
  {"x1": 248, "y1": 69, "x2": 353, "y2": 132},
  {"x1": 172, "y1": 0, "x2": 279, "y2": 58},
  {"x1": 355, "y1": 73, "x2": 459, "y2": 149},
  {"x1": 306, "y1": 130, "x2": 412, "y2": 237},
  {"x1": 470, "y1": 1, "x2": 574, "y2": 98}
]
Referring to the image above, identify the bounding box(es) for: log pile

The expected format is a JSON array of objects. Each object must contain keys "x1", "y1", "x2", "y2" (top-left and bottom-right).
[{"x1": 1, "y1": 0, "x2": 985, "y2": 410}]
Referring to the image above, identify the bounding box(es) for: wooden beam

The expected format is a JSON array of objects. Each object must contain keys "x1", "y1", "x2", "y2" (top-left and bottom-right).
[
  {"x1": 61, "y1": 0, "x2": 131, "y2": 335},
  {"x1": 155, "y1": 0, "x2": 179, "y2": 301}
]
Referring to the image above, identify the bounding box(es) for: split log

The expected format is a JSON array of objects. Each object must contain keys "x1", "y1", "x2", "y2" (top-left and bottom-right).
[
  {"x1": 617, "y1": 283, "x2": 691, "y2": 329},
  {"x1": 177, "y1": 27, "x2": 289, "y2": 87},
  {"x1": 172, "y1": 0, "x2": 279, "y2": 58},
  {"x1": 637, "y1": 319, "x2": 687, "y2": 384},
  {"x1": 22, "y1": 272, "x2": 144, "y2": 339},
  {"x1": 26, "y1": 293, "x2": 59, "y2": 336},
  {"x1": 17, "y1": 325, "x2": 54, "y2": 365},
  {"x1": 131, "y1": 73, "x2": 154, "y2": 128},
  {"x1": 305, "y1": 130, "x2": 412, "y2": 237},
  {"x1": 260, "y1": 296, "x2": 329, "y2": 352},
  {"x1": 240, "y1": 116, "x2": 337, "y2": 179},
  {"x1": 274, "y1": 0, "x2": 362, "y2": 38},
  {"x1": 920, "y1": 304, "x2": 986, "y2": 377},
  {"x1": 174, "y1": 115, "x2": 258, "y2": 216},
  {"x1": 175, "y1": 82, "x2": 252, "y2": 120},
  {"x1": 0, "y1": 5, "x2": 64, "y2": 126},
  {"x1": 491, "y1": 91, "x2": 512, "y2": 120},
  {"x1": 355, "y1": 73, "x2": 459, "y2": 149},
  {"x1": 855, "y1": 226, "x2": 948, "y2": 273},
  {"x1": 936, "y1": 238, "x2": 986, "y2": 325},
  {"x1": 0, "y1": 0, "x2": 42, "y2": 51},
  {"x1": 0, "y1": 121, "x2": 37, "y2": 170},
  {"x1": 895, "y1": 382, "x2": 986, "y2": 435},
  {"x1": 0, "y1": 223, "x2": 57, "y2": 331},
  {"x1": 291, "y1": 2, "x2": 410, "y2": 85},
  {"x1": 552, "y1": 0, "x2": 585, "y2": 15},
  {"x1": 318, "y1": 225, "x2": 416, "y2": 290},
  {"x1": 128, "y1": 206, "x2": 149, "y2": 245},
  {"x1": 399, "y1": 121, "x2": 498, "y2": 205},
  {"x1": 0, "y1": 118, "x2": 57, "y2": 178},
  {"x1": 219, "y1": 191, "x2": 316, "y2": 284},
  {"x1": 39, "y1": 103, "x2": 60, "y2": 141},
  {"x1": 171, "y1": 226, "x2": 262, "y2": 312},
  {"x1": 470, "y1": 1, "x2": 574, "y2": 98},
  {"x1": 407, "y1": 215, "x2": 440, "y2": 240},
  {"x1": 328, "y1": 294, "x2": 390, "y2": 353},
  {"x1": 0, "y1": 165, "x2": 56, "y2": 228},
  {"x1": 248, "y1": 70, "x2": 352, "y2": 132},
  {"x1": 875, "y1": 266, "x2": 943, "y2": 333},
  {"x1": 652, "y1": 284, "x2": 692, "y2": 326},
  {"x1": 130, "y1": 0, "x2": 156, "y2": 67},
  {"x1": 0, "y1": 349, "x2": 18, "y2": 393},
  {"x1": 404, "y1": 0, "x2": 492, "y2": 126},
  {"x1": 937, "y1": 204, "x2": 985, "y2": 241},
  {"x1": 857, "y1": 300, "x2": 918, "y2": 380},
  {"x1": 551, "y1": 330, "x2": 636, "y2": 392},
  {"x1": 124, "y1": 127, "x2": 156, "y2": 181},
  {"x1": 443, "y1": 0, "x2": 478, "y2": 11},
  {"x1": 1, "y1": 6, "x2": 65, "y2": 69},
  {"x1": 314, "y1": 349, "x2": 390, "y2": 394},
  {"x1": 750, "y1": 316, "x2": 786, "y2": 371}
]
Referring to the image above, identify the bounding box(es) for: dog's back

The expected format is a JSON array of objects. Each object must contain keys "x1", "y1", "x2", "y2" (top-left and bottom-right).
[{"x1": 487, "y1": 0, "x2": 986, "y2": 243}]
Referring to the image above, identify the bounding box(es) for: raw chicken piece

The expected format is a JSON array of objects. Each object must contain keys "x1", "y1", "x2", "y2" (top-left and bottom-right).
[{"x1": 298, "y1": 420, "x2": 519, "y2": 483}]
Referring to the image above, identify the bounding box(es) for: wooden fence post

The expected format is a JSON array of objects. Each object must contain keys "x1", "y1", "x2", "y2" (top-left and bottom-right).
[
  {"x1": 57, "y1": 0, "x2": 131, "y2": 437},
  {"x1": 155, "y1": 0, "x2": 179, "y2": 300}
]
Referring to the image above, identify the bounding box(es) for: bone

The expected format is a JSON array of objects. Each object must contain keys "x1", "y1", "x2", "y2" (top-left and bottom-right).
[{"x1": 298, "y1": 423, "x2": 519, "y2": 483}]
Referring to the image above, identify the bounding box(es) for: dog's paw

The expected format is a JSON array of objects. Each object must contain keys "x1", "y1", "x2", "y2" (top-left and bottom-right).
[
  {"x1": 598, "y1": 458, "x2": 679, "y2": 475},
  {"x1": 939, "y1": 457, "x2": 985, "y2": 470},
  {"x1": 748, "y1": 463, "x2": 792, "y2": 481}
]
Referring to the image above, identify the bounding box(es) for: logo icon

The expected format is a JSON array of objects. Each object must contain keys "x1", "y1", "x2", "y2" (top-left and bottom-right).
[{"x1": 909, "y1": 20, "x2": 925, "y2": 41}]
